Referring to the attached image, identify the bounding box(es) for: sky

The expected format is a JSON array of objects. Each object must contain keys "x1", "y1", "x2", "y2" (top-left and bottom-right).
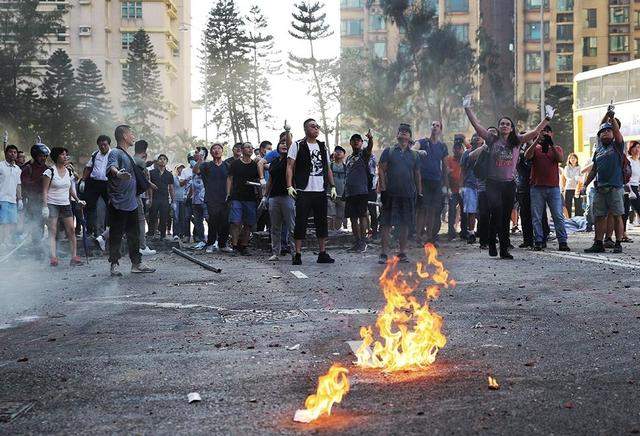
[{"x1": 190, "y1": 0, "x2": 340, "y2": 145}]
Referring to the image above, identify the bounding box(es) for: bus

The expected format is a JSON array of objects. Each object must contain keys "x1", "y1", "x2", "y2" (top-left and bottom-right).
[{"x1": 573, "y1": 60, "x2": 640, "y2": 163}]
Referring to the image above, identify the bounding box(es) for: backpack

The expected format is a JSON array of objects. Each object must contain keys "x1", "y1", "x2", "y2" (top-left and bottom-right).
[{"x1": 617, "y1": 147, "x2": 632, "y2": 185}]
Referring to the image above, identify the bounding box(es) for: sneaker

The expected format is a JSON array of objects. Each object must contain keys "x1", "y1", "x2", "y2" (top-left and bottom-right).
[
  {"x1": 397, "y1": 253, "x2": 409, "y2": 263},
  {"x1": 292, "y1": 252, "x2": 302, "y2": 265},
  {"x1": 317, "y1": 251, "x2": 335, "y2": 264},
  {"x1": 499, "y1": 249, "x2": 514, "y2": 260},
  {"x1": 488, "y1": 244, "x2": 498, "y2": 257},
  {"x1": 358, "y1": 241, "x2": 368, "y2": 253},
  {"x1": 584, "y1": 241, "x2": 605, "y2": 253},
  {"x1": 603, "y1": 238, "x2": 615, "y2": 249},
  {"x1": 193, "y1": 241, "x2": 206, "y2": 250},
  {"x1": 70, "y1": 256, "x2": 83, "y2": 266},
  {"x1": 558, "y1": 242, "x2": 571, "y2": 252},
  {"x1": 533, "y1": 243, "x2": 543, "y2": 251},
  {"x1": 220, "y1": 246, "x2": 234, "y2": 253},
  {"x1": 131, "y1": 263, "x2": 155, "y2": 273},
  {"x1": 110, "y1": 263, "x2": 122, "y2": 277},
  {"x1": 205, "y1": 244, "x2": 217, "y2": 254},
  {"x1": 378, "y1": 253, "x2": 388, "y2": 265},
  {"x1": 96, "y1": 235, "x2": 106, "y2": 252},
  {"x1": 268, "y1": 254, "x2": 279, "y2": 261},
  {"x1": 173, "y1": 235, "x2": 180, "y2": 242},
  {"x1": 139, "y1": 247, "x2": 157, "y2": 256},
  {"x1": 50, "y1": 257, "x2": 59, "y2": 267},
  {"x1": 612, "y1": 242, "x2": 623, "y2": 253}
]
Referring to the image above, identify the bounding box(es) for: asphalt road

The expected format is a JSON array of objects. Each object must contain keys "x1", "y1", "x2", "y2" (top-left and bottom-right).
[{"x1": 1, "y1": 230, "x2": 640, "y2": 435}]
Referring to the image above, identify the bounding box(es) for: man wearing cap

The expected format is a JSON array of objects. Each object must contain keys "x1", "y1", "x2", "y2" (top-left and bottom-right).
[
  {"x1": 378, "y1": 123, "x2": 422, "y2": 264},
  {"x1": 581, "y1": 106, "x2": 626, "y2": 253},
  {"x1": 286, "y1": 118, "x2": 338, "y2": 265},
  {"x1": 524, "y1": 125, "x2": 570, "y2": 251},
  {"x1": 344, "y1": 130, "x2": 374, "y2": 252}
]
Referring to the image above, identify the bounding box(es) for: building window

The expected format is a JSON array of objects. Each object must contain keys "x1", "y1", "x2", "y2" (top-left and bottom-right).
[
  {"x1": 635, "y1": 11, "x2": 640, "y2": 28},
  {"x1": 583, "y1": 9, "x2": 597, "y2": 28},
  {"x1": 609, "y1": 35, "x2": 629, "y2": 52},
  {"x1": 525, "y1": 0, "x2": 548, "y2": 9},
  {"x1": 525, "y1": 22, "x2": 549, "y2": 41},
  {"x1": 556, "y1": 43, "x2": 573, "y2": 53},
  {"x1": 341, "y1": 19, "x2": 363, "y2": 36},
  {"x1": 340, "y1": 0, "x2": 363, "y2": 7},
  {"x1": 451, "y1": 24, "x2": 469, "y2": 43},
  {"x1": 445, "y1": 0, "x2": 468, "y2": 13},
  {"x1": 525, "y1": 52, "x2": 550, "y2": 72},
  {"x1": 121, "y1": 32, "x2": 135, "y2": 50},
  {"x1": 556, "y1": 24, "x2": 573, "y2": 41},
  {"x1": 525, "y1": 83, "x2": 541, "y2": 102},
  {"x1": 636, "y1": 39, "x2": 640, "y2": 57},
  {"x1": 610, "y1": 7, "x2": 629, "y2": 24},
  {"x1": 557, "y1": 54, "x2": 573, "y2": 72},
  {"x1": 582, "y1": 65, "x2": 596, "y2": 72},
  {"x1": 369, "y1": 15, "x2": 386, "y2": 32},
  {"x1": 582, "y1": 37, "x2": 597, "y2": 57},
  {"x1": 372, "y1": 42, "x2": 387, "y2": 59},
  {"x1": 121, "y1": 1, "x2": 142, "y2": 19},
  {"x1": 557, "y1": 0, "x2": 573, "y2": 12}
]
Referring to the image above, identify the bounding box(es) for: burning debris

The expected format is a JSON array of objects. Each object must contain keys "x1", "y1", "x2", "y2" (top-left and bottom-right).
[
  {"x1": 487, "y1": 376, "x2": 500, "y2": 390},
  {"x1": 355, "y1": 244, "x2": 454, "y2": 371},
  {"x1": 293, "y1": 365, "x2": 350, "y2": 423}
]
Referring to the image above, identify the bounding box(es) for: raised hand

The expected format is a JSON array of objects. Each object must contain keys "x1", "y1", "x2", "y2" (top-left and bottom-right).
[
  {"x1": 462, "y1": 94, "x2": 473, "y2": 109},
  {"x1": 545, "y1": 105, "x2": 556, "y2": 120}
]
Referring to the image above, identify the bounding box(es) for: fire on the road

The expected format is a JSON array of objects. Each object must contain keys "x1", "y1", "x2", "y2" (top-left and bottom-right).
[
  {"x1": 293, "y1": 365, "x2": 350, "y2": 423},
  {"x1": 355, "y1": 244, "x2": 455, "y2": 371}
]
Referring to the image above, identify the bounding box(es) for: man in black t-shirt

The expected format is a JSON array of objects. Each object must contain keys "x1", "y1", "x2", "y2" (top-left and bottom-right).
[
  {"x1": 148, "y1": 154, "x2": 175, "y2": 241},
  {"x1": 226, "y1": 142, "x2": 259, "y2": 255}
]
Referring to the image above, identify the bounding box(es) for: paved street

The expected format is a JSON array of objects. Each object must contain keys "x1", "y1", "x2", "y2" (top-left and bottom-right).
[{"x1": 1, "y1": 230, "x2": 640, "y2": 435}]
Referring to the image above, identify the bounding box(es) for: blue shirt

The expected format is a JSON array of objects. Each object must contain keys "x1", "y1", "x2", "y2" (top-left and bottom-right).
[
  {"x1": 199, "y1": 160, "x2": 229, "y2": 204},
  {"x1": 262, "y1": 150, "x2": 280, "y2": 183},
  {"x1": 173, "y1": 174, "x2": 185, "y2": 202},
  {"x1": 380, "y1": 145, "x2": 419, "y2": 198},
  {"x1": 593, "y1": 140, "x2": 624, "y2": 188},
  {"x1": 460, "y1": 149, "x2": 478, "y2": 189},
  {"x1": 107, "y1": 148, "x2": 138, "y2": 212},
  {"x1": 417, "y1": 139, "x2": 448, "y2": 182}
]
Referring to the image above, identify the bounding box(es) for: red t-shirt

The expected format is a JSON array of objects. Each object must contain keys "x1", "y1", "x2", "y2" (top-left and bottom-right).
[
  {"x1": 445, "y1": 156, "x2": 462, "y2": 193},
  {"x1": 530, "y1": 144, "x2": 560, "y2": 187}
]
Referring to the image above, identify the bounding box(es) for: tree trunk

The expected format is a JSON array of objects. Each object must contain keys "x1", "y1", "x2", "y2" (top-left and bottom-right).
[
  {"x1": 252, "y1": 49, "x2": 261, "y2": 143},
  {"x1": 308, "y1": 39, "x2": 330, "y2": 147}
]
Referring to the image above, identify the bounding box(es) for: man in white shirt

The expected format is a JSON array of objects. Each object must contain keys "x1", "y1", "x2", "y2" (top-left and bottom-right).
[
  {"x1": 0, "y1": 144, "x2": 23, "y2": 248},
  {"x1": 286, "y1": 118, "x2": 338, "y2": 265},
  {"x1": 83, "y1": 135, "x2": 111, "y2": 237}
]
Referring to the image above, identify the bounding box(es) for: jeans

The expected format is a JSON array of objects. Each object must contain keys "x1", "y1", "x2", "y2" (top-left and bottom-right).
[
  {"x1": 530, "y1": 186, "x2": 567, "y2": 244},
  {"x1": 447, "y1": 192, "x2": 466, "y2": 237},
  {"x1": 486, "y1": 180, "x2": 516, "y2": 250},
  {"x1": 136, "y1": 197, "x2": 148, "y2": 249},
  {"x1": 172, "y1": 201, "x2": 186, "y2": 237},
  {"x1": 206, "y1": 201, "x2": 229, "y2": 247},
  {"x1": 192, "y1": 203, "x2": 205, "y2": 242},
  {"x1": 148, "y1": 199, "x2": 170, "y2": 238},
  {"x1": 518, "y1": 190, "x2": 549, "y2": 246},
  {"x1": 108, "y1": 204, "x2": 141, "y2": 266},
  {"x1": 269, "y1": 196, "x2": 295, "y2": 254}
]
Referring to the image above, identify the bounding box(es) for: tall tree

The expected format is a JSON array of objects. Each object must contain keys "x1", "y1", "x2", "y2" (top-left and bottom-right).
[
  {"x1": 0, "y1": 0, "x2": 66, "y2": 142},
  {"x1": 246, "y1": 4, "x2": 280, "y2": 143},
  {"x1": 39, "y1": 49, "x2": 78, "y2": 150},
  {"x1": 122, "y1": 29, "x2": 166, "y2": 142},
  {"x1": 75, "y1": 59, "x2": 114, "y2": 153},
  {"x1": 289, "y1": 1, "x2": 335, "y2": 146},
  {"x1": 202, "y1": 0, "x2": 252, "y2": 144},
  {"x1": 537, "y1": 85, "x2": 573, "y2": 155}
]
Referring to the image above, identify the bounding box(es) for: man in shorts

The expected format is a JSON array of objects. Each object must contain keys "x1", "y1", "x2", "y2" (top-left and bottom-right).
[
  {"x1": 227, "y1": 142, "x2": 259, "y2": 255},
  {"x1": 0, "y1": 144, "x2": 23, "y2": 249},
  {"x1": 345, "y1": 131, "x2": 374, "y2": 252}
]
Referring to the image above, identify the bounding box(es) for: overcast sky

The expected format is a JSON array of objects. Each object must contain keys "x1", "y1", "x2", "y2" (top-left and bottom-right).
[{"x1": 190, "y1": 1, "x2": 340, "y2": 144}]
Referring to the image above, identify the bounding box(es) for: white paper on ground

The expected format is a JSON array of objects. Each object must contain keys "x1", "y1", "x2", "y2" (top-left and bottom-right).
[
  {"x1": 293, "y1": 409, "x2": 314, "y2": 423},
  {"x1": 290, "y1": 270, "x2": 308, "y2": 279},
  {"x1": 286, "y1": 343, "x2": 300, "y2": 351},
  {"x1": 187, "y1": 392, "x2": 202, "y2": 403}
]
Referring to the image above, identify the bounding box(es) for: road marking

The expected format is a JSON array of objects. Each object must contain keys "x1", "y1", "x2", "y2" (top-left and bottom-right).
[
  {"x1": 290, "y1": 270, "x2": 308, "y2": 279},
  {"x1": 538, "y1": 250, "x2": 640, "y2": 269}
]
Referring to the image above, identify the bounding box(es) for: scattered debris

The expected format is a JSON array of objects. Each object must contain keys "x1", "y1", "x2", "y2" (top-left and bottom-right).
[
  {"x1": 473, "y1": 322, "x2": 484, "y2": 329},
  {"x1": 290, "y1": 271, "x2": 308, "y2": 279},
  {"x1": 16, "y1": 357, "x2": 28, "y2": 363},
  {"x1": 187, "y1": 392, "x2": 202, "y2": 403},
  {"x1": 487, "y1": 376, "x2": 500, "y2": 390},
  {"x1": 562, "y1": 401, "x2": 575, "y2": 409},
  {"x1": 172, "y1": 248, "x2": 222, "y2": 273},
  {"x1": 286, "y1": 344, "x2": 301, "y2": 351},
  {"x1": 0, "y1": 401, "x2": 34, "y2": 423},
  {"x1": 271, "y1": 275, "x2": 282, "y2": 279}
]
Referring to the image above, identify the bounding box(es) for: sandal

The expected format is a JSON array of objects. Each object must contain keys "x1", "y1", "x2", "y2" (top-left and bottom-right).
[
  {"x1": 50, "y1": 257, "x2": 59, "y2": 267},
  {"x1": 620, "y1": 236, "x2": 633, "y2": 243}
]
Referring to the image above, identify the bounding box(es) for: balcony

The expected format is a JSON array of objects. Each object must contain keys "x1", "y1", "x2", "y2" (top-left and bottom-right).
[
  {"x1": 609, "y1": 0, "x2": 630, "y2": 4},
  {"x1": 166, "y1": 31, "x2": 179, "y2": 50},
  {"x1": 165, "y1": 0, "x2": 178, "y2": 20},
  {"x1": 609, "y1": 53, "x2": 631, "y2": 63}
]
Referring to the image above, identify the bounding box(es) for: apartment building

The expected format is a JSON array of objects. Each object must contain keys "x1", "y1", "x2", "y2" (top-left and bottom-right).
[
  {"x1": 35, "y1": 0, "x2": 191, "y2": 139},
  {"x1": 341, "y1": 0, "x2": 640, "y2": 118}
]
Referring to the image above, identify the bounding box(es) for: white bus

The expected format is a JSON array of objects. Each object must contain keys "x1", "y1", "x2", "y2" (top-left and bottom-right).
[{"x1": 573, "y1": 60, "x2": 640, "y2": 163}]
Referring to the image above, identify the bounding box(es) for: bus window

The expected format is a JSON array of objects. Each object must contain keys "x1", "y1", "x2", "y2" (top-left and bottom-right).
[
  {"x1": 577, "y1": 77, "x2": 601, "y2": 108},
  {"x1": 602, "y1": 71, "x2": 628, "y2": 104},
  {"x1": 630, "y1": 68, "x2": 640, "y2": 100}
]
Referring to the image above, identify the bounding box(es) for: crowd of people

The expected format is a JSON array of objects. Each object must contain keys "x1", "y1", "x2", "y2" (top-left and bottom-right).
[{"x1": 0, "y1": 97, "x2": 636, "y2": 273}]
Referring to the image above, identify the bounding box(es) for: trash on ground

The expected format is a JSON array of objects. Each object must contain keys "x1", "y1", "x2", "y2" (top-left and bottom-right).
[{"x1": 187, "y1": 392, "x2": 202, "y2": 403}]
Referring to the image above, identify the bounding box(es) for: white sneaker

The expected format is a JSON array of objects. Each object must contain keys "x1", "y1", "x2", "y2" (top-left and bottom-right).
[
  {"x1": 139, "y1": 247, "x2": 157, "y2": 256},
  {"x1": 205, "y1": 244, "x2": 217, "y2": 253},
  {"x1": 193, "y1": 241, "x2": 206, "y2": 250},
  {"x1": 220, "y1": 246, "x2": 233, "y2": 253},
  {"x1": 173, "y1": 235, "x2": 180, "y2": 241},
  {"x1": 268, "y1": 254, "x2": 279, "y2": 261},
  {"x1": 96, "y1": 235, "x2": 106, "y2": 252}
]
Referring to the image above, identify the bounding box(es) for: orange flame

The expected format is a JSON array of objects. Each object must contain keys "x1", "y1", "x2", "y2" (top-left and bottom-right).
[
  {"x1": 355, "y1": 244, "x2": 455, "y2": 371},
  {"x1": 294, "y1": 365, "x2": 350, "y2": 423},
  {"x1": 488, "y1": 376, "x2": 500, "y2": 390}
]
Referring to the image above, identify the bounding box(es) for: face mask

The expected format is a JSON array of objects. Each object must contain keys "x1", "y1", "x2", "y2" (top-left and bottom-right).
[{"x1": 189, "y1": 160, "x2": 196, "y2": 168}]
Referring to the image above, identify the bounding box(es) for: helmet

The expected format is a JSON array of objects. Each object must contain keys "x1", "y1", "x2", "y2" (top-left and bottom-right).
[
  {"x1": 186, "y1": 150, "x2": 196, "y2": 163},
  {"x1": 30, "y1": 143, "x2": 50, "y2": 160}
]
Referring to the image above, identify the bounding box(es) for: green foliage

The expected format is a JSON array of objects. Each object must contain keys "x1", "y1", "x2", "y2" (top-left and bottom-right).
[
  {"x1": 537, "y1": 85, "x2": 574, "y2": 155},
  {"x1": 75, "y1": 59, "x2": 114, "y2": 154}
]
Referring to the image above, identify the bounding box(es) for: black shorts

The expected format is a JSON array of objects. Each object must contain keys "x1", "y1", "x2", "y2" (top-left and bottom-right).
[
  {"x1": 379, "y1": 193, "x2": 415, "y2": 228},
  {"x1": 294, "y1": 191, "x2": 328, "y2": 240},
  {"x1": 345, "y1": 194, "x2": 369, "y2": 219},
  {"x1": 419, "y1": 180, "x2": 442, "y2": 209},
  {"x1": 48, "y1": 203, "x2": 73, "y2": 219}
]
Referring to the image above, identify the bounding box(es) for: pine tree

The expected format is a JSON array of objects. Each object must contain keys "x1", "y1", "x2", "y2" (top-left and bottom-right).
[
  {"x1": 246, "y1": 4, "x2": 280, "y2": 143},
  {"x1": 39, "y1": 49, "x2": 78, "y2": 149},
  {"x1": 202, "y1": 0, "x2": 251, "y2": 144},
  {"x1": 289, "y1": 1, "x2": 335, "y2": 146},
  {"x1": 75, "y1": 59, "x2": 114, "y2": 152},
  {"x1": 122, "y1": 29, "x2": 165, "y2": 142}
]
